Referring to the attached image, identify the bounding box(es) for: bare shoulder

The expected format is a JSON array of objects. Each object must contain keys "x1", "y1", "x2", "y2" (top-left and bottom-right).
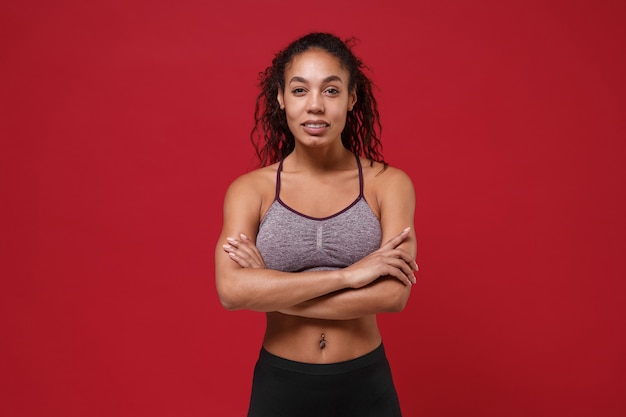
[
  {"x1": 361, "y1": 159, "x2": 415, "y2": 197},
  {"x1": 360, "y1": 159, "x2": 415, "y2": 221},
  {"x1": 222, "y1": 164, "x2": 278, "y2": 228},
  {"x1": 224, "y1": 164, "x2": 277, "y2": 201}
]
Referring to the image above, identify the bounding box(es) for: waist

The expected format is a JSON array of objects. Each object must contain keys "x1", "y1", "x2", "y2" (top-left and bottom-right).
[
  {"x1": 258, "y1": 343, "x2": 387, "y2": 375},
  {"x1": 262, "y1": 313, "x2": 381, "y2": 363}
]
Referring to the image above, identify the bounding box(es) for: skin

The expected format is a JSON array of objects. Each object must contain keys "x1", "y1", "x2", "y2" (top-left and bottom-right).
[{"x1": 214, "y1": 48, "x2": 417, "y2": 364}]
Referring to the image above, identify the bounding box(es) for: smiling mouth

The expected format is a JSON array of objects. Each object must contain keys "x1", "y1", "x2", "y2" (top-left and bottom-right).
[{"x1": 303, "y1": 123, "x2": 329, "y2": 128}]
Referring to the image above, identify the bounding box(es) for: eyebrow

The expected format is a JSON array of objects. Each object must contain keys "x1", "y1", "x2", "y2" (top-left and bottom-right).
[{"x1": 288, "y1": 75, "x2": 344, "y2": 85}]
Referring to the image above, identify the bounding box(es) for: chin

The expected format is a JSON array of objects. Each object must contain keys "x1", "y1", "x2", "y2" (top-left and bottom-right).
[{"x1": 297, "y1": 137, "x2": 334, "y2": 148}]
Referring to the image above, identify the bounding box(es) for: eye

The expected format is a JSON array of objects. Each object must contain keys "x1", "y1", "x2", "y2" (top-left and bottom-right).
[
  {"x1": 325, "y1": 88, "x2": 340, "y2": 96},
  {"x1": 291, "y1": 87, "x2": 306, "y2": 96}
]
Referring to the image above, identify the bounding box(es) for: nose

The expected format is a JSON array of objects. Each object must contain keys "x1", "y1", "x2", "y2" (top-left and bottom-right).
[{"x1": 307, "y1": 92, "x2": 324, "y2": 113}]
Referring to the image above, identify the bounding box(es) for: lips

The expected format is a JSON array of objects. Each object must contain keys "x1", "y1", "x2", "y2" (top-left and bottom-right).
[
  {"x1": 301, "y1": 121, "x2": 330, "y2": 136},
  {"x1": 302, "y1": 120, "x2": 330, "y2": 128}
]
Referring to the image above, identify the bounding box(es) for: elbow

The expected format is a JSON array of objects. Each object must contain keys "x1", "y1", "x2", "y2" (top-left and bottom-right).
[
  {"x1": 387, "y1": 299, "x2": 407, "y2": 313},
  {"x1": 386, "y1": 285, "x2": 411, "y2": 313},
  {"x1": 218, "y1": 286, "x2": 249, "y2": 311},
  {"x1": 219, "y1": 295, "x2": 240, "y2": 311},
  {"x1": 216, "y1": 279, "x2": 245, "y2": 311}
]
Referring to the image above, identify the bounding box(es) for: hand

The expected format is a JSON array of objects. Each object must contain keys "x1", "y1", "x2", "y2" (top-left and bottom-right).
[
  {"x1": 223, "y1": 234, "x2": 266, "y2": 269},
  {"x1": 341, "y1": 227, "x2": 418, "y2": 288}
]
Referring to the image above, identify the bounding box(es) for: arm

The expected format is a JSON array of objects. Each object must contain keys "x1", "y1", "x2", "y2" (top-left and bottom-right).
[
  {"x1": 278, "y1": 277, "x2": 412, "y2": 320},
  {"x1": 220, "y1": 167, "x2": 418, "y2": 319},
  {"x1": 279, "y1": 167, "x2": 418, "y2": 319},
  {"x1": 214, "y1": 172, "x2": 415, "y2": 312},
  {"x1": 225, "y1": 230, "x2": 417, "y2": 319}
]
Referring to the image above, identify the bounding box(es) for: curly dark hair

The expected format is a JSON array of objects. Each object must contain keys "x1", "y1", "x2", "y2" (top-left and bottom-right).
[{"x1": 251, "y1": 32, "x2": 384, "y2": 167}]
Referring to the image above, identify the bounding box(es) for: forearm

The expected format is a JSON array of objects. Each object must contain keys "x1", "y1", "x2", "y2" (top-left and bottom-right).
[
  {"x1": 216, "y1": 262, "x2": 349, "y2": 312},
  {"x1": 216, "y1": 228, "x2": 416, "y2": 313},
  {"x1": 279, "y1": 277, "x2": 411, "y2": 320}
]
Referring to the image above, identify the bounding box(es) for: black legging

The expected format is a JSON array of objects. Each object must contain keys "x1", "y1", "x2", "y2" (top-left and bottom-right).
[{"x1": 247, "y1": 343, "x2": 403, "y2": 417}]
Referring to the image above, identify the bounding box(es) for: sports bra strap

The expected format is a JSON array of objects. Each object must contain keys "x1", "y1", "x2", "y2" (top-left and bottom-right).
[
  {"x1": 275, "y1": 159, "x2": 284, "y2": 200},
  {"x1": 356, "y1": 154, "x2": 364, "y2": 197}
]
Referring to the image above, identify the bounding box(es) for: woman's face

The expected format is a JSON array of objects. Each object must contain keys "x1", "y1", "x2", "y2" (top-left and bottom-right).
[{"x1": 278, "y1": 49, "x2": 357, "y2": 149}]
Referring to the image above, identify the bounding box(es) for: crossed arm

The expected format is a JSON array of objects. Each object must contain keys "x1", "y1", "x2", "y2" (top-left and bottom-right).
[
  {"x1": 222, "y1": 228, "x2": 416, "y2": 320},
  {"x1": 214, "y1": 167, "x2": 417, "y2": 320}
]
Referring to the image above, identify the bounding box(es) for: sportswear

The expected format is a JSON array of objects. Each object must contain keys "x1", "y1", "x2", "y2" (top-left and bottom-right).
[{"x1": 256, "y1": 155, "x2": 382, "y2": 272}]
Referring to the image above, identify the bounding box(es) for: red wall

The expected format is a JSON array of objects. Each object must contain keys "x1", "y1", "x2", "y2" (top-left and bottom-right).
[{"x1": 2, "y1": 1, "x2": 625, "y2": 416}]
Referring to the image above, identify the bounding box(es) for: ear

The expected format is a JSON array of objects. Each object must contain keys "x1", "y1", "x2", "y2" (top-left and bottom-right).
[
  {"x1": 348, "y1": 89, "x2": 357, "y2": 111},
  {"x1": 277, "y1": 88, "x2": 285, "y2": 110}
]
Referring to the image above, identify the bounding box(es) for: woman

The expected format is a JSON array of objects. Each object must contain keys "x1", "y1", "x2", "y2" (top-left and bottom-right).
[{"x1": 215, "y1": 32, "x2": 417, "y2": 417}]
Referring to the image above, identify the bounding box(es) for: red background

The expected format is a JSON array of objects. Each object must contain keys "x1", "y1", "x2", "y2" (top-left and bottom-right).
[{"x1": 1, "y1": 0, "x2": 625, "y2": 416}]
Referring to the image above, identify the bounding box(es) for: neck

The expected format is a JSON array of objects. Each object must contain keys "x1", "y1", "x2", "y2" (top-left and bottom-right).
[{"x1": 286, "y1": 144, "x2": 355, "y2": 173}]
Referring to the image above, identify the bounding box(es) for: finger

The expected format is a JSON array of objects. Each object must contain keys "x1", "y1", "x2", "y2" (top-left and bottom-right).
[
  {"x1": 235, "y1": 235, "x2": 256, "y2": 253},
  {"x1": 223, "y1": 244, "x2": 247, "y2": 257},
  {"x1": 384, "y1": 265, "x2": 412, "y2": 286},
  {"x1": 224, "y1": 245, "x2": 247, "y2": 261},
  {"x1": 226, "y1": 237, "x2": 240, "y2": 247},
  {"x1": 393, "y1": 255, "x2": 417, "y2": 283},
  {"x1": 383, "y1": 248, "x2": 416, "y2": 266},
  {"x1": 224, "y1": 244, "x2": 252, "y2": 261},
  {"x1": 379, "y1": 227, "x2": 411, "y2": 250},
  {"x1": 377, "y1": 250, "x2": 414, "y2": 274},
  {"x1": 236, "y1": 244, "x2": 259, "y2": 262},
  {"x1": 386, "y1": 258, "x2": 416, "y2": 284},
  {"x1": 237, "y1": 234, "x2": 266, "y2": 268},
  {"x1": 227, "y1": 252, "x2": 250, "y2": 268}
]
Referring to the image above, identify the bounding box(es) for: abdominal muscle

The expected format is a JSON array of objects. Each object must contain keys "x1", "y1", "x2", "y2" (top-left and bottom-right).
[{"x1": 262, "y1": 312, "x2": 382, "y2": 364}]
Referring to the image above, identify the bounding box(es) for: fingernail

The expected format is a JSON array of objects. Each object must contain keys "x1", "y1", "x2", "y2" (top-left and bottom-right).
[
  {"x1": 403, "y1": 227, "x2": 410, "y2": 233},
  {"x1": 226, "y1": 237, "x2": 236, "y2": 244}
]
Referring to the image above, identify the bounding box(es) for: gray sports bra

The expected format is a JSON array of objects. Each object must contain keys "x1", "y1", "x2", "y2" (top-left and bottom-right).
[{"x1": 256, "y1": 155, "x2": 382, "y2": 272}]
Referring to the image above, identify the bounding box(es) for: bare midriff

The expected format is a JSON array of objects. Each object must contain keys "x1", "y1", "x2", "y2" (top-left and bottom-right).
[{"x1": 263, "y1": 312, "x2": 382, "y2": 363}]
